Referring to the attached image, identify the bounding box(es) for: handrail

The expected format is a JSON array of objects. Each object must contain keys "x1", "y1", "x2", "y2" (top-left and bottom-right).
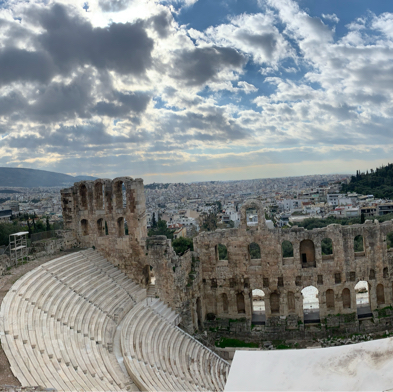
[{"x1": 175, "y1": 326, "x2": 231, "y2": 366}]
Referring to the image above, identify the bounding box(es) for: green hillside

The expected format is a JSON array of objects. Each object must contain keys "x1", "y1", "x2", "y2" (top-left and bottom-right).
[
  {"x1": 0, "y1": 167, "x2": 96, "y2": 188},
  {"x1": 341, "y1": 164, "x2": 393, "y2": 199}
]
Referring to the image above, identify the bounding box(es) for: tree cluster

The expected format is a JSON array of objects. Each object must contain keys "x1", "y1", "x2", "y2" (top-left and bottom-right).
[
  {"x1": 341, "y1": 163, "x2": 393, "y2": 199},
  {"x1": 0, "y1": 213, "x2": 60, "y2": 246},
  {"x1": 147, "y1": 219, "x2": 175, "y2": 239}
]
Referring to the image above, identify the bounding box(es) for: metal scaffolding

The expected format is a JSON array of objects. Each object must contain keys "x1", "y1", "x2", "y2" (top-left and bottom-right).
[{"x1": 9, "y1": 231, "x2": 29, "y2": 265}]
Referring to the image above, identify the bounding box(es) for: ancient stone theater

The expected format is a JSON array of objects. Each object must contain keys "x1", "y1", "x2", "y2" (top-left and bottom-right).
[{"x1": 1, "y1": 176, "x2": 393, "y2": 391}]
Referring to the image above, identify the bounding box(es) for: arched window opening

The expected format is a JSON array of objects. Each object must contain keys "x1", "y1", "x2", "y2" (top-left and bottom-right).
[
  {"x1": 354, "y1": 235, "x2": 364, "y2": 253},
  {"x1": 94, "y1": 182, "x2": 104, "y2": 210},
  {"x1": 114, "y1": 181, "x2": 124, "y2": 209},
  {"x1": 387, "y1": 232, "x2": 393, "y2": 250},
  {"x1": 81, "y1": 219, "x2": 89, "y2": 236},
  {"x1": 249, "y1": 242, "x2": 261, "y2": 259},
  {"x1": 196, "y1": 297, "x2": 202, "y2": 328},
  {"x1": 369, "y1": 269, "x2": 376, "y2": 280},
  {"x1": 301, "y1": 286, "x2": 320, "y2": 323},
  {"x1": 270, "y1": 292, "x2": 280, "y2": 314},
  {"x1": 97, "y1": 218, "x2": 104, "y2": 237},
  {"x1": 222, "y1": 293, "x2": 229, "y2": 314},
  {"x1": 384, "y1": 267, "x2": 389, "y2": 279},
  {"x1": 236, "y1": 292, "x2": 245, "y2": 314},
  {"x1": 80, "y1": 184, "x2": 88, "y2": 209},
  {"x1": 125, "y1": 220, "x2": 129, "y2": 235},
  {"x1": 282, "y1": 240, "x2": 293, "y2": 258},
  {"x1": 104, "y1": 221, "x2": 109, "y2": 235},
  {"x1": 287, "y1": 291, "x2": 295, "y2": 312},
  {"x1": 355, "y1": 281, "x2": 371, "y2": 318},
  {"x1": 377, "y1": 284, "x2": 385, "y2": 305},
  {"x1": 251, "y1": 289, "x2": 266, "y2": 324},
  {"x1": 300, "y1": 239, "x2": 316, "y2": 268},
  {"x1": 117, "y1": 217, "x2": 125, "y2": 237},
  {"x1": 342, "y1": 288, "x2": 351, "y2": 309},
  {"x1": 321, "y1": 238, "x2": 333, "y2": 259},
  {"x1": 326, "y1": 289, "x2": 335, "y2": 310},
  {"x1": 246, "y1": 208, "x2": 258, "y2": 226},
  {"x1": 216, "y1": 244, "x2": 228, "y2": 261}
]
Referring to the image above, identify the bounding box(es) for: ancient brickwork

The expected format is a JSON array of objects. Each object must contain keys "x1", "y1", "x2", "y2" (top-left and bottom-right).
[
  {"x1": 191, "y1": 199, "x2": 393, "y2": 330},
  {"x1": 61, "y1": 179, "x2": 393, "y2": 336},
  {"x1": 61, "y1": 177, "x2": 148, "y2": 283}
]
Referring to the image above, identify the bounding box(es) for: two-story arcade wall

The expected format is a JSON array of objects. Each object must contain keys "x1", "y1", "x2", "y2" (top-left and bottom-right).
[
  {"x1": 191, "y1": 199, "x2": 393, "y2": 329},
  {"x1": 61, "y1": 177, "x2": 148, "y2": 283}
]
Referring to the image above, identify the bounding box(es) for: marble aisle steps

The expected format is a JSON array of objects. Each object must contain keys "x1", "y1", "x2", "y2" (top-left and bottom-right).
[
  {"x1": 0, "y1": 249, "x2": 143, "y2": 392},
  {"x1": 121, "y1": 297, "x2": 231, "y2": 392}
]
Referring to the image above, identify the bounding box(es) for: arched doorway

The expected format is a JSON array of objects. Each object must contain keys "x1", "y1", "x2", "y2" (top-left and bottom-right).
[
  {"x1": 237, "y1": 292, "x2": 245, "y2": 314},
  {"x1": 355, "y1": 281, "x2": 371, "y2": 318},
  {"x1": 377, "y1": 284, "x2": 385, "y2": 305},
  {"x1": 301, "y1": 286, "x2": 320, "y2": 323},
  {"x1": 251, "y1": 289, "x2": 266, "y2": 324},
  {"x1": 270, "y1": 292, "x2": 280, "y2": 314},
  {"x1": 300, "y1": 240, "x2": 316, "y2": 268}
]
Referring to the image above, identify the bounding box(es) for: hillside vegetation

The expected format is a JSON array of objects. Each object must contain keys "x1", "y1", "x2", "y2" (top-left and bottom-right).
[
  {"x1": 341, "y1": 164, "x2": 393, "y2": 199},
  {"x1": 0, "y1": 167, "x2": 96, "y2": 187}
]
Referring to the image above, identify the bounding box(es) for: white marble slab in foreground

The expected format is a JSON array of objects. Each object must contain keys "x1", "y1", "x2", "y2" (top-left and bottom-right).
[{"x1": 225, "y1": 337, "x2": 393, "y2": 391}]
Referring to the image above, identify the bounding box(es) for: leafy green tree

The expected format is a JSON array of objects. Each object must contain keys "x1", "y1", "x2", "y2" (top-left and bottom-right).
[
  {"x1": 172, "y1": 237, "x2": 194, "y2": 255},
  {"x1": 249, "y1": 242, "x2": 261, "y2": 258},
  {"x1": 148, "y1": 219, "x2": 174, "y2": 239},
  {"x1": 0, "y1": 222, "x2": 29, "y2": 246},
  {"x1": 201, "y1": 213, "x2": 217, "y2": 232},
  {"x1": 282, "y1": 241, "x2": 293, "y2": 257},
  {"x1": 218, "y1": 244, "x2": 228, "y2": 260},
  {"x1": 46, "y1": 216, "x2": 51, "y2": 231},
  {"x1": 354, "y1": 235, "x2": 364, "y2": 252},
  {"x1": 321, "y1": 238, "x2": 333, "y2": 255},
  {"x1": 151, "y1": 213, "x2": 157, "y2": 228}
]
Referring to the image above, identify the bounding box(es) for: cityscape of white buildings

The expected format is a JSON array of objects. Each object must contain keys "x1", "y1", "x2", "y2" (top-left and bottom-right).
[{"x1": 1, "y1": 173, "x2": 393, "y2": 235}]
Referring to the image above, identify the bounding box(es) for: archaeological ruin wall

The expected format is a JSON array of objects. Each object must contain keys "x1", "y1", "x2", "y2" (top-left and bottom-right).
[
  {"x1": 61, "y1": 178, "x2": 393, "y2": 337},
  {"x1": 189, "y1": 199, "x2": 393, "y2": 332},
  {"x1": 61, "y1": 177, "x2": 148, "y2": 284}
]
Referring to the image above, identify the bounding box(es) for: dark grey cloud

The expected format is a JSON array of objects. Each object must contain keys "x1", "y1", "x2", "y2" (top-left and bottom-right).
[
  {"x1": 29, "y1": 3, "x2": 153, "y2": 76},
  {"x1": 98, "y1": 0, "x2": 132, "y2": 12},
  {"x1": 236, "y1": 32, "x2": 277, "y2": 60},
  {"x1": 27, "y1": 74, "x2": 93, "y2": 122},
  {"x1": 94, "y1": 91, "x2": 151, "y2": 117},
  {"x1": 174, "y1": 46, "x2": 246, "y2": 86},
  {"x1": 0, "y1": 91, "x2": 27, "y2": 116},
  {"x1": 6, "y1": 123, "x2": 149, "y2": 151},
  {"x1": 0, "y1": 47, "x2": 55, "y2": 85},
  {"x1": 156, "y1": 108, "x2": 250, "y2": 143},
  {"x1": 148, "y1": 11, "x2": 172, "y2": 38}
]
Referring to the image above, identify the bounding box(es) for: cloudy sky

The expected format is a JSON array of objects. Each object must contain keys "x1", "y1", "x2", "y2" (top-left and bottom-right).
[{"x1": 0, "y1": 0, "x2": 393, "y2": 182}]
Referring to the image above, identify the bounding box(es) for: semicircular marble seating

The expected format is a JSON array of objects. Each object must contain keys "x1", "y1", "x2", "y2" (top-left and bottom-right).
[{"x1": 0, "y1": 249, "x2": 230, "y2": 392}]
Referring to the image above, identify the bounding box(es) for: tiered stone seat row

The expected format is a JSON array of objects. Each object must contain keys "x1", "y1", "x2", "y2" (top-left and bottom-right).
[
  {"x1": 121, "y1": 298, "x2": 230, "y2": 391},
  {"x1": 0, "y1": 249, "x2": 145, "y2": 391}
]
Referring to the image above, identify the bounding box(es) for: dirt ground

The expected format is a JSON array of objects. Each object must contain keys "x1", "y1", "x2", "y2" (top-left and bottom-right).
[{"x1": 0, "y1": 251, "x2": 77, "y2": 386}]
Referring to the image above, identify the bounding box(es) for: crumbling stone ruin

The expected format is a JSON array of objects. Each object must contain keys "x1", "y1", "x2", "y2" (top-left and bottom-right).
[
  {"x1": 62, "y1": 178, "x2": 393, "y2": 338},
  {"x1": 61, "y1": 177, "x2": 148, "y2": 284}
]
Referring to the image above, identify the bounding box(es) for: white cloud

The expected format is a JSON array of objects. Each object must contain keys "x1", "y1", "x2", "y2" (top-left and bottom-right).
[{"x1": 322, "y1": 13, "x2": 339, "y2": 24}]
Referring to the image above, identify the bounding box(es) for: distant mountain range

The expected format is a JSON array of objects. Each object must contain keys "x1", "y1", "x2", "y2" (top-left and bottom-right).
[{"x1": 0, "y1": 167, "x2": 97, "y2": 188}]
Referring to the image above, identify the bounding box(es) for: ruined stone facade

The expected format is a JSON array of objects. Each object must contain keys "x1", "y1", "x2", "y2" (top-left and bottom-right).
[
  {"x1": 61, "y1": 179, "x2": 393, "y2": 336},
  {"x1": 191, "y1": 199, "x2": 393, "y2": 327},
  {"x1": 61, "y1": 177, "x2": 148, "y2": 284}
]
